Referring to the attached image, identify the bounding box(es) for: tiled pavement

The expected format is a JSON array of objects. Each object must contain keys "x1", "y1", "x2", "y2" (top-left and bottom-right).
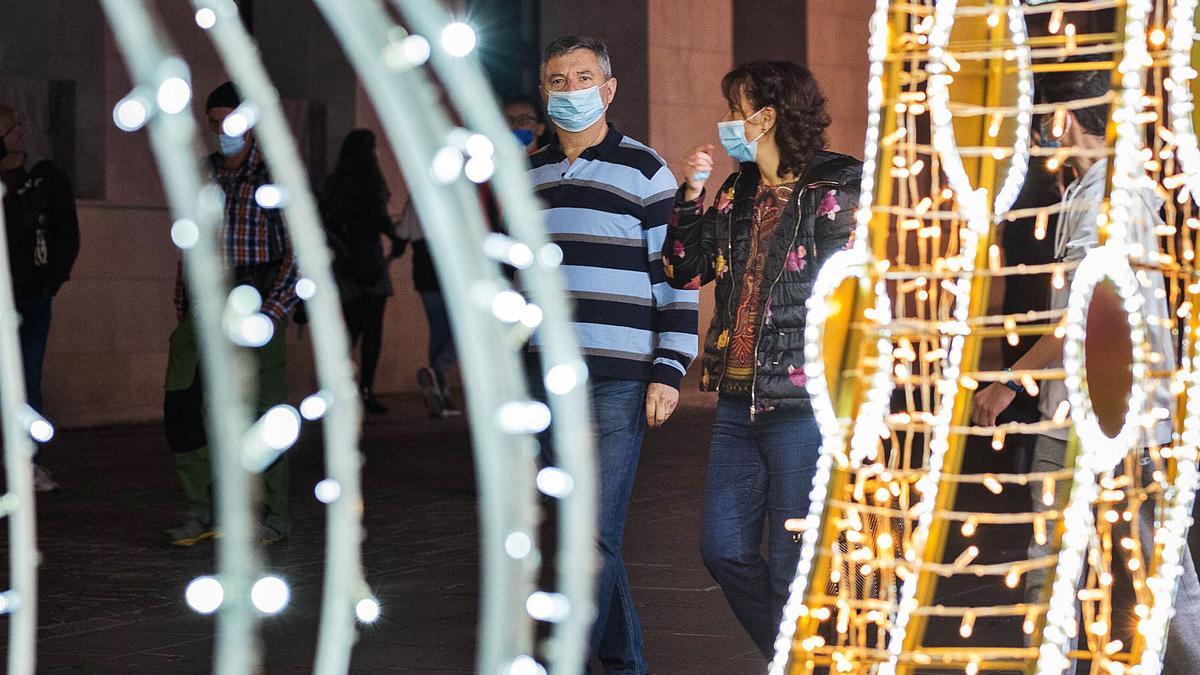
[{"x1": 0, "y1": 390, "x2": 1030, "y2": 673}]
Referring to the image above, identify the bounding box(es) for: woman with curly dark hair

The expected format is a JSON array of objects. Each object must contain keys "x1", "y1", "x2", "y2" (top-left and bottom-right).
[{"x1": 662, "y1": 60, "x2": 862, "y2": 657}]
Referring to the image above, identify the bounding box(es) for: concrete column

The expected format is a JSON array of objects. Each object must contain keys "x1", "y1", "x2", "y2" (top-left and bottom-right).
[
  {"x1": 805, "y1": 0, "x2": 873, "y2": 157},
  {"x1": 733, "y1": 0, "x2": 807, "y2": 66}
]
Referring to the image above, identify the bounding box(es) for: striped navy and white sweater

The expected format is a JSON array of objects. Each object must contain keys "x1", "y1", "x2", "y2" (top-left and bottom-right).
[{"x1": 527, "y1": 125, "x2": 699, "y2": 388}]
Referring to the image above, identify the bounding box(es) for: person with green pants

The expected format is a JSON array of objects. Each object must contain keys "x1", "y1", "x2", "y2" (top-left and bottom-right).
[{"x1": 163, "y1": 82, "x2": 299, "y2": 546}]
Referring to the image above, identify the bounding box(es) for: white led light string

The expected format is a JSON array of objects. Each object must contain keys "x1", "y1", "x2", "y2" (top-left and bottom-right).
[
  {"x1": 309, "y1": 3, "x2": 549, "y2": 673},
  {"x1": 768, "y1": 3, "x2": 892, "y2": 672},
  {"x1": 385, "y1": 2, "x2": 597, "y2": 672},
  {"x1": 878, "y1": 2, "x2": 992, "y2": 671},
  {"x1": 98, "y1": 2, "x2": 264, "y2": 672},
  {"x1": 1167, "y1": 0, "x2": 1200, "y2": 200},
  {"x1": 187, "y1": 2, "x2": 371, "y2": 673}
]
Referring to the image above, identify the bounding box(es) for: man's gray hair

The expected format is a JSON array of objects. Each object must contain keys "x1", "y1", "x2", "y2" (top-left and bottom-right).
[{"x1": 541, "y1": 35, "x2": 612, "y2": 81}]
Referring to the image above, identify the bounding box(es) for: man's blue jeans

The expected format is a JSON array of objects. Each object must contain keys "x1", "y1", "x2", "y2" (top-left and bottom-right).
[
  {"x1": 699, "y1": 396, "x2": 822, "y2": 657},
  {"x1": 17, "y1": 288, "x2": 52, "y2": 414},
  {"x1": 587, "y1": 377, "x2": 650, "y2": 675}
]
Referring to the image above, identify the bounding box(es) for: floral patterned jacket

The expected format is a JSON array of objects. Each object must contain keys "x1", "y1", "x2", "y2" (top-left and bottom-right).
[{"x1": 662, "y1": 151, "x2": 862, "y2": 417}]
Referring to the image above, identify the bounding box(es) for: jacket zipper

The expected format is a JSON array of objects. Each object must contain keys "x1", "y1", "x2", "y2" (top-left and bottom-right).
[{"x1": 749, "y1": 179, "x2": 840, "y2": 421}]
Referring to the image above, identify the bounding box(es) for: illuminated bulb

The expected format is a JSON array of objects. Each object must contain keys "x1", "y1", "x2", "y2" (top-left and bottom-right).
[
  {"x1": 185, "y1": 576, "x2": 224, "y2": 614},
  {"x1": 157, "y1": 77, "x2": 192, "y2": 115},
  {"x1": 228, "y1": 284, "x2": 263, "y2": 315},
  {"x1": 195, "y1": 7, "x2": 217, "y2": 29},
  {"x1": 465, "y1": 133, "x2": 494, "y2": 159},
  {"x1": 991, "y1": 429, "x2": 1006, "y2": 451},
  {"x1": 960, "y1": 610, "x2": 976, "y2": 638},
  {"x1": 491, "y1": 290, "x2": 526, "y2": 323},
  {"x1": 961, "y1": 516, "x2": 977, "y2": 537},
  {"x1": 1006, "y1": 568, "x2": 1021, "y2": 588},
  {"x1": 544, "y1": 364, "x2": 581, "y2": 395},
  {"x1": 1064, "y1": 23, "x2": 1077, "y2": 52},
  {"x1": 1150, "y1": 28, "x2": 1166, "y2": 47},
  {"x1": 540, "y1": 243, "x2": 564, "y2": 267},
  {"x1": 250, "y1": 576, "x2": 290, "y2": 614},
  {"x1": 1042, "y1": 477, "x2": 1055, "y2": 506},
  {"x1": 314, "y1": 478, "x2": 341, "y2": 504},
  {"x1": 526, "y1": 591, "x2": 570, "y2": 622},
  {"x1": 1034, "y1": 515, "x2": 1047, "y2": 546},
  {"x1": 254, "y1": 184, "x2": 284, "y2": 209},
  {"x1": 299, "y1": 393, "x2": 329, "y2": 421},
  {"x1": 29, "y1": 417, "x2": 53, "y2": 443},
  {"x1": 259, "y1": 405, "x2": 301, "y2": 450},
  {"x1": 983, "y1": 475, "x2": 1003, "y2": 494},
  {"x1": 986, "y1": 10, "x2": 1000, "y2": 28},
  {"x1": 441, "y1": 22, "x2": 477, "y2": 57},
  {"x1": 234, "y1": 314, "x2": 274, "y2": 347},
  {"x1": 507, "y1": 243, "x2": 534, "y2": 269},
  {"x1": 507, "y1": 655, "x2": 547, "y2": 675},
  {"x1": 520, "y1": 303, "x2": 543, "y2": 329},
  {"x1": 171, "y1": 219, "x2": 200, "y2": 249},
  {"x1": 1048, "y1": 8, "x2": 1063, "y2": 34},
  {"x1": 295, "y1": 277, "x2": 317, "y2": 300},
  {"x1": 355, "y1": 597, "x2": 381, "y2": 623},
  {"x1": 504, "y1": 531, "x2": 533, "y2": 559},
  {"x1": 113, "y1": 94, "x2": 150, "y2": 132},
  {"x1": 401, "y1": 35, "x2": 431, "y2": 66},
  {"x1": 222, "y1": 107, "x2": 256, "y2": 137},
  {"x1": 497, "y1": 401, "x2": 552, "y2": 434},
  {"x1": 464, "y1": 156, "x2": 495, "y2": 184},
  {"x1": 536, "y1": 467, "x2": 574, "y2": 498},
  {"x1": 430, "y1": 146, "x2": 464, "y2": 184}
]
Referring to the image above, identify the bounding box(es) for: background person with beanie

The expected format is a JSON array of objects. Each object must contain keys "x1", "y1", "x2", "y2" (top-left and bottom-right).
[{"x1": 162, "y1": 82, "x2": 299, "y2": 546}]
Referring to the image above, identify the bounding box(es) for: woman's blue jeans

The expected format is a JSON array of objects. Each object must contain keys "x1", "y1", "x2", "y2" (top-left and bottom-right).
[{"x1": 699, "y1": 396, "x2": 822, "y2": 657}]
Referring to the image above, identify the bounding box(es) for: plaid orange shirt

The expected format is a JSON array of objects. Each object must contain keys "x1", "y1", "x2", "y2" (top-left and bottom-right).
[{"x1": 174, "y1": 141, "x2": 299, "y2": 322}]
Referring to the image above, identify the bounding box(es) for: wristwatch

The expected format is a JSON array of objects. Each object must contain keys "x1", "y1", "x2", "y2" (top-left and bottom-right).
[{"x1": 1002, "y1": 368, "x2": 1024, "y2": 394}]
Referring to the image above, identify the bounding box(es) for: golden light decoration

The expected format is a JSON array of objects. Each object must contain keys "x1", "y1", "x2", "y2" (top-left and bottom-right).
[{"x1": 773, "y1": 1, "x2": 1200, "y2": 674}]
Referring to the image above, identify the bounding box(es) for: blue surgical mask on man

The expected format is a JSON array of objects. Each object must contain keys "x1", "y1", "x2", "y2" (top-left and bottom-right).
[
  {"x1": 718, "y1": 108, "x2": 768, "y2": 163},
  {"x1": 513, "y1": 128, "x2": 536, "y2": 147},
  {"x1": 217, "y1": 132, "x2": 247, "y2": 157},
  {"x1": 546, "y1": 82, "x2": 610, "y2": 133}
]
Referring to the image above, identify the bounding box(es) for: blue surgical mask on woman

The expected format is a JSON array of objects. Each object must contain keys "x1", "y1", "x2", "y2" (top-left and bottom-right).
[
  {"x1": 513, "y1": 128, "x2": 536, "y2": 147},
  {"x1": 217, "y1": 132, "x2": 247, "y2": 157},
  {"x1": 718, "y1": 108, "x2": 768, "y2": 163},
  {"x1": 546, "y1": 82, "x2": 609, "y2": 133}
]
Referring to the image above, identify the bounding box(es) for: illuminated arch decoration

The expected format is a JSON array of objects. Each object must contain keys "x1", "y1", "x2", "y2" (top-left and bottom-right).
[{"x1": 90, "y1": 2, "x2": 594, "y2": 675}]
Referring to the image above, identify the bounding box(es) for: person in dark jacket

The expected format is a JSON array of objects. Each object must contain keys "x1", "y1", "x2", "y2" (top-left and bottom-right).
[
  {"x1": 662, "y1": 61, "x2": 861, "y2": 658},
  {"x1": 321, "y1": 129, "x2": 396, "y2": 414},
  {"x1": 0, "y1": 104, "x2": 80, "y2": 493}
]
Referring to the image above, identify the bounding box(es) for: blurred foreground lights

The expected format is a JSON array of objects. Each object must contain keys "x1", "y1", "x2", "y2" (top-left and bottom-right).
[
  {"x1": 185, "y1": 576, "x2": 224, "y2": 614},
  {"x1": 228, "y1": 284, "x2": 263, "y2": 315},
  {"x1": 355, "y1": 597, "x2": 381, "y2": 623},
  {"x1": 504, "y1": 530, "x2": 533, "y2": 559},
  {"x1": 520, "y1": 303, "x2": 543, "y2": 329},
  {"x1": 431, "y1": 146, "x2": 465, "y2": 184},
  {"x1": 222, "y1": 105, "x2": 258, "y2": 137},
  {"x1": 250, "y1": 575, "x2": 290, "y2": 615},
  {"x1": 0, "y1": 591, "x2": 18, "y2": 615},
  {"x1": 29, "y1": 418, "x2": 54, "y2": 444},
  {"x1": 295, "y1": 277, "x2": 317, "y2": 300},
  {"x1": 300, "y1": 392, "x2": 330, "y2": 421},
  {"x1": 259, "y1": 405, "x2": 302, "y2": 451},
  {"x1": 314, "y1": 478, "x2": 341, "y2": 504},
  {"x1": 539, "y1": 243, "x2": 564, "y2": 268},
  {"x1": 491, "y1": 290, "x2": 527, "y2": 323},
  {"x1": 402, "y1": 35, "x2": 431, "y2": 66},
  {"x1": 194, "y1": 7, "x2": 217, "y2": 29},
  {"x1": 465, "y1": 133, "x2": 495, "y2": 159},
  {"x1": 254, "y1": 184, "x2": 285, "y2": 209},
  {"x1": 526, "y1": 591, "x2": 570, "y2": 623},
  {"x1": 544, "y1": 364, "x2": 581, "y2": 395},
  {"x1": 113, "y1": 94, "x2": 151, "y2": 132},
  {"x1": 171, "y1": 219, "x2": 200, "y2": 249},
  {"x1": 232, "y1": 313, "x2": 274, "y2": 347},
  {"x1": 464, "y1": 156, "x2": 495, "y2": 184},
  {"x1": 497, "y1": 401, "x2": 552, "y2": 434},
  {"x1": 157, "y1": 77, "x2": 192, "y2": 115},
  {"x1": 441, "y1": 22, "x2": 477, "y2": 57},
  {"x1": 508, "y1": 243, "x2": 534, "y2": 268},
  {"x1": 536, "y1": 467, "x2": 574, "y2": 498},
  {"x1": 506, "y1": 655, "x2": 547, "y2": 675}
]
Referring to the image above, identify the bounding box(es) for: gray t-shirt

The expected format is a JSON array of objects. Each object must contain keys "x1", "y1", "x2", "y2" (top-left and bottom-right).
[{"x1": 1037, "y1": 159, "x2": 1176, "y2": 446}]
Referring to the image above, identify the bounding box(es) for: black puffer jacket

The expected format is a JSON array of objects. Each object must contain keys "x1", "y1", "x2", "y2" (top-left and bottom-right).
[{"x1": 663, "y1": 151, "x2": 862, "y2": 417}]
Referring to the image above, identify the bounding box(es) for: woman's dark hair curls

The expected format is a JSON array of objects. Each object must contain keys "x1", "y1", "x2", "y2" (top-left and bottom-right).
[{"x1": 721, "y1": 60, "x2": 831, "y2": 178}]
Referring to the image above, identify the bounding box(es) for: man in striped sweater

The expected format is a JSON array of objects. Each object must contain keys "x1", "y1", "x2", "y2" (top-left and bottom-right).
[{"x1": 528, "y1": 35, "x2": 698, "y2": 674}]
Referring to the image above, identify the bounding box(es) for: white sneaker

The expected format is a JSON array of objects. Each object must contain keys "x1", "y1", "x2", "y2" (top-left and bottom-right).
[{"x1": 32, "y1": 465, "x2": 59, "y2": 492}]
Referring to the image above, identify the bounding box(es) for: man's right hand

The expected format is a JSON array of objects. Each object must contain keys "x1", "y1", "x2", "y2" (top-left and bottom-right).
[{"x1": 682, "y1": 144, "x2": 715, "y2": 203}]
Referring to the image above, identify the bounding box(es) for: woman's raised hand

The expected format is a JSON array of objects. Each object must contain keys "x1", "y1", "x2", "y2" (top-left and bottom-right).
[{"x1": 682, "y1": 144, "x2": 715, "y2": 203}]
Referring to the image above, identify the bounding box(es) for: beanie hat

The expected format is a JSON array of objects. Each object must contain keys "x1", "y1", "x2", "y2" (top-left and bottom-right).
[{"x1": 205, "y1": 81, "x2": 242, "y2": 111}]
